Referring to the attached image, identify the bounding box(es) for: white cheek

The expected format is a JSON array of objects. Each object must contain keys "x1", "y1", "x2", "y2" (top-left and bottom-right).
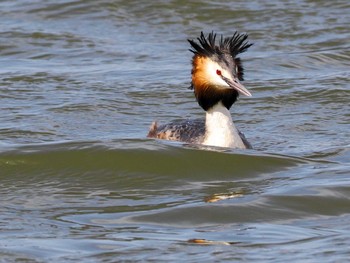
[{"x1": 205, "y1": 61, "x2": 230, "y2": 87}]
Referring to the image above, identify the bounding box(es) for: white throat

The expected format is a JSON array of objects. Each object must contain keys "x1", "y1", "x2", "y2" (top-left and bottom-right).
[{"x1": 203, "y1": 102, "x2": 246, "y2": 149}]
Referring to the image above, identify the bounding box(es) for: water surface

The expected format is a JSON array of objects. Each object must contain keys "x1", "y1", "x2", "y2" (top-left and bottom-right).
[{"x1": 0, "y1": 0, "x2": 349, "y2": 262}]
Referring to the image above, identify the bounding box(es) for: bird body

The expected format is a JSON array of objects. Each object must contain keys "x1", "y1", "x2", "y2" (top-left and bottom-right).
[{"x1": 148, "y1": 31, "x2": 253, "y2": 149}]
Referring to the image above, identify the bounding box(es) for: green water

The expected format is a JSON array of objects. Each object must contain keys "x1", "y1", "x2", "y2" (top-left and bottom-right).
[{"x1": 0, "y1": 0, "x2": 349, "y2": 262}]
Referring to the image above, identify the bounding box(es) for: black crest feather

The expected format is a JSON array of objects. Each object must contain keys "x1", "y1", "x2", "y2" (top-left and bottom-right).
[{"x1": 188, "y1": 31, "x2": 252, "y2": 58}]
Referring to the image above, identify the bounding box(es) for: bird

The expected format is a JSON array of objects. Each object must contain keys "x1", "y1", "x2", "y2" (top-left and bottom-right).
[{"x1": 147, "y1": 31, "x2": 253, "y2": 149}]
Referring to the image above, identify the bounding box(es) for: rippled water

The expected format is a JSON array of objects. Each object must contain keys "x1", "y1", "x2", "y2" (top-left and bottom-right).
[{"x1": 1, "y1": 0, "x2": 350, "y2": 262}]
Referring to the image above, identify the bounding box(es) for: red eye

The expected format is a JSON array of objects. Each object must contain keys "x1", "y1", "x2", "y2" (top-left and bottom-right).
[{"x1": 216, "y1": 69, "x2": 222, "y2": 76}]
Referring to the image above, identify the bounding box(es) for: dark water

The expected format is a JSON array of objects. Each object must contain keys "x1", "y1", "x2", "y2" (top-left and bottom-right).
[{"x1": 1, "y1": 0, "x2": 349, "y2": 262}]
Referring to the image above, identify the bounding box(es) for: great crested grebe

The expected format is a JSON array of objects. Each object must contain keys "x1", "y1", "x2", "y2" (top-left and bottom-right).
[{"x1": 148, "y1": 31, "x2": 253, "y2": 149}]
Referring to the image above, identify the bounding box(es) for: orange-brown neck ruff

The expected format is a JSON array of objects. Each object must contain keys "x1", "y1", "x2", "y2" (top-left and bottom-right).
[{"x1": 191, "y1": 56, "x2": 238, "y2": 111}]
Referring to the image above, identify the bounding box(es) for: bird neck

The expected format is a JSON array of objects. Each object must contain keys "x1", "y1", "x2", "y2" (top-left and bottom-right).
[{"x1": 203, "y1": 102, "x2": 246, "y2": 149}]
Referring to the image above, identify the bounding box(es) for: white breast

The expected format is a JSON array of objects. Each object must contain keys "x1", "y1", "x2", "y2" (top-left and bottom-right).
[{"x1": 203, "y1": 102, "x2": 246, "y2": 149}]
